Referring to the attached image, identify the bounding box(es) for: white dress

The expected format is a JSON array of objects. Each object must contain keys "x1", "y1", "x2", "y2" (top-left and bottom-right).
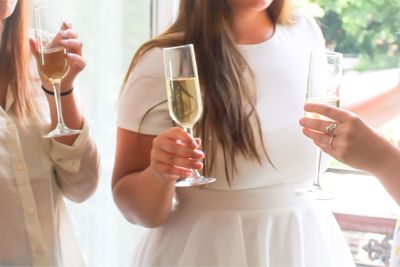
[{"x1": 118, "y1": 12, "x2": 355, "y2": 267}]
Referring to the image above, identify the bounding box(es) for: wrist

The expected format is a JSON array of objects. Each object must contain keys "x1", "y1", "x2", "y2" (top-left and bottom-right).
[
  {"x1": 40, "y1": 79, "x2": 75, "y2": 94},
  {"x1": 148, "y1": 168, "x2": 177, "y2": 186},
  {"x1": 61, "y1": 75, "x2": 77, "y2": 92},
  {"x1": 42, "y1": 85, "x2": 74, "y2": 96},
  {"x1": 371, "y1": 142, "x2": 400, "y2": 205}
]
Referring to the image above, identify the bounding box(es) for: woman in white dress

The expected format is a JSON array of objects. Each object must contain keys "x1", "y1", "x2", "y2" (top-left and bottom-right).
[
  {"x1": 0, "y1": 0, "x2": 100, "y2": 265},
  {"x1": 112, "y1": 0, "x2": 355, "y2": 266}
]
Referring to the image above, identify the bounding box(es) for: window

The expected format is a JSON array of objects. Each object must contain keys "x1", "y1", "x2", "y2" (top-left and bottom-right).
[{"x1": 59, "y1": 0, "x2": 174, "y2": 266}]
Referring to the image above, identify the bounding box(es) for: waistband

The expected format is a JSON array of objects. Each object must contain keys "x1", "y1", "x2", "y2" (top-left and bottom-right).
[{"x1": 175, "y1": 181, "x2": 314, "y2": 212}]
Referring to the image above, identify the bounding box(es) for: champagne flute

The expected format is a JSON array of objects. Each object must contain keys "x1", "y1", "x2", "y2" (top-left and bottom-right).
[
  {"x1": 34, "y1": 1, "x2": 81, "y2": 138},
  {"x1": 163, "y1": 44, "x2": 216, "y2": 187},
  {"x1": 295, "y1": 51, "x2": 343, "y2": 200}
]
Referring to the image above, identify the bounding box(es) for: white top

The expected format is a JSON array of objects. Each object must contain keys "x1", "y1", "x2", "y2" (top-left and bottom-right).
[
  {"x1": 118, "y1": 12, "x2": 326, "y2": 190},
  {"x1": 0, "y1": 73, "x2": 100, "y2": 265}
]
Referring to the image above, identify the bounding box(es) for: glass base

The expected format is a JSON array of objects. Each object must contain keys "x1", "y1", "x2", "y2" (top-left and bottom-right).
[
  {"x1": 43, "y1": 125, "x2": 82, "y2": 138},
  {"x1": 175, "y1": 176, "x2": 216, "y2": 187},
  {"x1": 294, "y1": 185, "x2": 335, "y2": 200}
]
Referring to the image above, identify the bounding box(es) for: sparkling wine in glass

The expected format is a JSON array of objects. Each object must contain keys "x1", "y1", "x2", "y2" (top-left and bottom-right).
[
  {"x1": 34, "y1": 1, "x2": 81, "y2": 138},
  {"x1": 163, "y1": 44, "x2": 216, "y2": 187},
  {"x1": 295, "y1": 51, "x2": 343, "y2": 200}
]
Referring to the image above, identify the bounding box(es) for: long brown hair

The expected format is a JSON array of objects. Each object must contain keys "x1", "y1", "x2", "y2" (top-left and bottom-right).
[
  {"x1": 124, "y1": 0, "x2": 293, "y2": 184},
  {"x1": 1, "y1": 0, "x2": 37, "y2": 123}
]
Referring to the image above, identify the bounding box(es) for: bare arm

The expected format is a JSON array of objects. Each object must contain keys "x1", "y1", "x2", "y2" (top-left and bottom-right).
[
  {"x1": 300, "y1": 103, "x2": 400, "y2": 204},
  {"x1": 112, "y1": 127, "x2": 204, "y2": 228},
  {"x1": 345, "y1": 82, "x2": 400, "y2": 128},
  {"x1": 371, "y1": 142, "x2": 400, "y2": 205}
]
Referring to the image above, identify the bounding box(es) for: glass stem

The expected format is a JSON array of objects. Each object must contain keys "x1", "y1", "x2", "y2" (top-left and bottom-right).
[
  {"x1": 184, "y1": 127, "x2": 201, "y2": 178},
  {"x1": 313, "y1": 148, "x2": 323, "y2": 189},
  {"x1": 52, "y1": 80, "x2": 66, "y2": 128}
]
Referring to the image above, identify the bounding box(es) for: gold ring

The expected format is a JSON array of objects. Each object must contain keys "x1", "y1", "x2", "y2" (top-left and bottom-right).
[{"x1": 326, "y1": 122, "x2": 337, "y2": 136}]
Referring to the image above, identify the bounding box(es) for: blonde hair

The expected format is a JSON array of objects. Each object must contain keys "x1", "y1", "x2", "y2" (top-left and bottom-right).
[
  {"x1": 124, "y1": 0, "x2": 293, "y2": 184},
  {"x1": 1, "y1": 0, "x2": 38, "y2": 123}
]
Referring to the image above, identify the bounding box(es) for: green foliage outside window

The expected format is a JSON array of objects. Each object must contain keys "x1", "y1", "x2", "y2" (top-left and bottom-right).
[{"x1": 307, "y1": 0, "x2": 400, "y2": 71}]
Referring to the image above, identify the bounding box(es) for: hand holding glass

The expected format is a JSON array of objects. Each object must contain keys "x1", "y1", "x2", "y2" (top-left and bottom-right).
[
  {"x1": 34, "y1": 1, "x2": 81, "y2": 138},
  {"x1": 294, "y1": 51, "x2": 343, "y2": 199},
  {"x1": 163, "y1": 44, "x2": 216, "y2": 187}
]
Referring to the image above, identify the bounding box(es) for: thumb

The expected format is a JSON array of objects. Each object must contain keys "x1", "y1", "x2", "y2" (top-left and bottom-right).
[
  {"x1": 29, "y1": 38, "x2": 38, "y2": 55},
  {"x1": 194, "y1": 138, "x2": 202, "y2": 148},
  {"x1": 61, "y1": 21, "x2": 72, "y2": 30}
]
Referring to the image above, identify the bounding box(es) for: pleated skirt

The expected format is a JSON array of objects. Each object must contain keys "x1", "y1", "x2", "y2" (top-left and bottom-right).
[{"x1": 132, "y1": 182, "x2": 355, "y2": 267}]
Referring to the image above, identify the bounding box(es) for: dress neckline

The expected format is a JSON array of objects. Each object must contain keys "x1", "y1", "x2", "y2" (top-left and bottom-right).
[{"x1": 236, "y1": 24, "x2": 280, "y2": 49}]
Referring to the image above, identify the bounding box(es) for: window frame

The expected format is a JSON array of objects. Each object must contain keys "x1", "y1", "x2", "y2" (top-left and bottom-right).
[{"x1": 152, "y1": 0, "x2": 179, "y2": 36}]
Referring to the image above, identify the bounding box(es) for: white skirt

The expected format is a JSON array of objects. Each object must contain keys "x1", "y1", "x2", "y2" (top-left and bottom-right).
[{"x1": 132, "y1": 182, "x2": 355, "y2": 267}]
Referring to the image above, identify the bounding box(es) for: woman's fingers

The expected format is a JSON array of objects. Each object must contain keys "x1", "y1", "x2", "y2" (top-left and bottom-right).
[
  {"x1": 152, "y1": 149, "x2": 203, "y2": 170},
  {"x1": 302, "y1": 128, "x2": 331, "y2": 146},
  {"x1": 303, "y1": 128, "x2": 338, "y2": 158},
  {"x1": 150, "y1": 127, "x2": 204, "y2": 179},
  {"x1": 155, "y1": 137, "x2": 204, "y2": 160},
  {"x1": 157, "y1": 127, "x2": 199, "y2": 149},
  {"x1": 61, "y1": 39, "x2": 83, "y2": 55},
  {"x1": 59, "y1": 29, "x2": 79, "y2": 40},
  {"x1": 300, "y1": 104, "x2": 390, "y2": 174},
  {"x1": 58, "y1": 28, "x2": 86, "y2": 79},
  {"x1": 194, "y1": 137, "x2": 201, "y2": 147},
  {"x1": 61, "y1": 21, "x2": 72, "y2": 30},
  {"x1": 304, "y1": 103, "x2": 348, "y2": 122},
  {"x1": 67, "y1": 53, "x2": 86, "y2": 71},
  {"x1": 151, "y1": 161, "x2": 193, "y2": 178},
  {"x1": 299, "y1": 117, "x2": 336, "y2": 134},
  {"x1": 29, "y1": 38, "x2": 38, "y2": 55},
  {"x1": 48, "y1": 28, "x2": 77, "y2": 48}
]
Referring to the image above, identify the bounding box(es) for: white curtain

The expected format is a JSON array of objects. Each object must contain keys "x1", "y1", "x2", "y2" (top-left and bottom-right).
[{"x1": 55, "y1": 1, "x2": 153, "y2": 266}]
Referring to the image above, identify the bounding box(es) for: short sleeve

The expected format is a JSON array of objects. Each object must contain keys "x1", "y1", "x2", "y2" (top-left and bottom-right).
[
  {"x1": 117, "y1": 48, "x2": 173, "y2": 135},
  {"x1": 291, "y1": 8, "x2": 326, "y2": 52},
  {"x1": 300, "y1": 9, "x2": 326, "y2": 50}
]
